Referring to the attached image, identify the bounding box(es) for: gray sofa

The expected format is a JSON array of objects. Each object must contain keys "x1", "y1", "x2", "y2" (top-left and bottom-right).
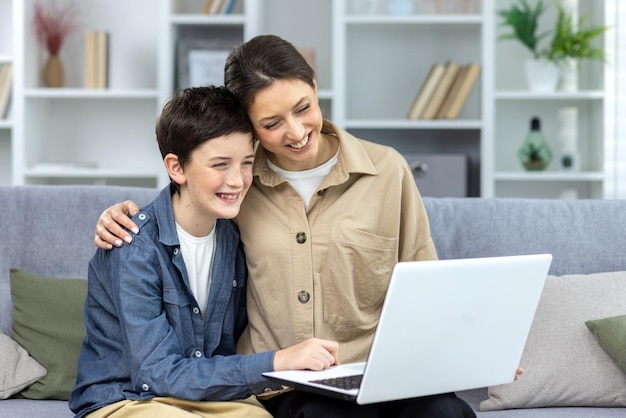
[{"x1": 1, "y1": 184, "x2": 625, "y2": 417}]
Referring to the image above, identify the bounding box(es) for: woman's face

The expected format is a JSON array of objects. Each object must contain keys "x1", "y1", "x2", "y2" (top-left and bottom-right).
[{"x1": 247, "y1": 78, "x2": 324, "y2": 171}]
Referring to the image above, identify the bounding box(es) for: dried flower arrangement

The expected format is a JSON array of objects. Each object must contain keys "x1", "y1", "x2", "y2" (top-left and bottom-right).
[{"x1": 32, "y1": 1, "x2": 79, "y2": 57}]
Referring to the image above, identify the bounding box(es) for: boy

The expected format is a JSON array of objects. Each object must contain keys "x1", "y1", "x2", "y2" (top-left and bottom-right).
[{"x1": 69, "y1": 86, "x2": 338, "y2": 418}]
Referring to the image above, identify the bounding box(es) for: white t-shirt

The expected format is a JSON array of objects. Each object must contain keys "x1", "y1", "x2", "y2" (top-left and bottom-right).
[
  {"x1": 266, "y1": 151, "x2": 339, "y2": 207},
  {"x1": 175, "y1": 223, "x2": 216, "y2": 315}
]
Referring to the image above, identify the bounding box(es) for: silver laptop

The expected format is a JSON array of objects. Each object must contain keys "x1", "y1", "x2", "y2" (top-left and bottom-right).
[{"x1": 263, "y1": 253, "x2": 552, "y2": 405}]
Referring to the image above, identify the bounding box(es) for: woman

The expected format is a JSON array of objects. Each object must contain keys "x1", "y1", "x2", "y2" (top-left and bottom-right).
[{"x1": 96, "y1": 34, "x2": 480, "y2": 417}]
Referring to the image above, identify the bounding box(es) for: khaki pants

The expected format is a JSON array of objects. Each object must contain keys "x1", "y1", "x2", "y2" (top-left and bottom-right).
[{"x1": 86, "y1": 396, "x2": 271, "y2": 418}]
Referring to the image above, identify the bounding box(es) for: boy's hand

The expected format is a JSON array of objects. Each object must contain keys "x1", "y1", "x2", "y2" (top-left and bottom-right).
[
  {"x1": 95, "y1": 200, "x2": 141, "y2": 249},
  {"x1": 274, "y1": 338, "x2": 340, "y2": 371}
]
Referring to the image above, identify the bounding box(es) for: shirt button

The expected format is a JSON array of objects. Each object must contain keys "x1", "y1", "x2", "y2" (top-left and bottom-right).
[
  {"x1": 295, "y1": 232, "x2": 307, "y2": 244},
  {"x1": 298, "y1": 290, "x2": 310, "y2": 304},
  {"x1": 232, "y1": 279, "x2": 238, "y2": 287},
  {"x1": 194, "y1": 350, "x2": 202, "y2": 358},
  {"x1": 141, "y1": 383, "x2": 149, "y2": 391},
  {"x1": 193, "y1": 307, "x2": 200, "y2": 315},
  {"x1": 138, "y1": 213, "x2": 147, "y2": 220}
]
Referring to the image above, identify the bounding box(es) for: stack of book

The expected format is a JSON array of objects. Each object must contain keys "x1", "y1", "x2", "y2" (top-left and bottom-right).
[
  {"x1": 407, "y1": 61, "x2": 481, "y2": 120},
  {"x1": 202, "y1": 0, "x2": 238, "y2": 14},
  {"x1": 0, "y1": 63, "x2": 13, "y2": 120},
  {"x1": 85, "y1": 31, "x2": 109, "y2": 89}
]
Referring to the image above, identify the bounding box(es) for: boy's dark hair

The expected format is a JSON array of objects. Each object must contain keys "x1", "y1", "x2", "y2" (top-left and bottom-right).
[{"x1": 156, "y1": 86, "x2": 253, "y2": 190}]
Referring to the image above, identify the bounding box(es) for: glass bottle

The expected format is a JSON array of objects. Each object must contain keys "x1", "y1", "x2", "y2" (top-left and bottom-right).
[{"x1": 518, "y1": 117, "x2": 552, "y2": 171}]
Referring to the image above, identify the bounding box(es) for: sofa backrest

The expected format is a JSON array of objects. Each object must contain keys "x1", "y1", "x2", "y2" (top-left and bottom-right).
[
  {"x1": 0, "y1": 185, "x2": 159, "y2": 335},
  {"x1": 424, "y1": 197, "x2": 626, "y2": 276},
  {"x1": 2, "y1": 186, "x2": 625, "y2": 335}
]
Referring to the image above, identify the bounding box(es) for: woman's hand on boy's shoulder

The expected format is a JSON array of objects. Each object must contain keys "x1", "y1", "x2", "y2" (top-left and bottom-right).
[{"x1": 95, "y1": 200, "x2": 141, "y2": 249}]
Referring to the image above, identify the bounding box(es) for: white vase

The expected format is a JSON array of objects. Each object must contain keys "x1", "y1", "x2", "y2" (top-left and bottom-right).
[
  {"x1": 524, "y1": 59, "x2": 559, "y2": 92},
  {"x1": 558, "y1": 58, "x2": 578, "y2": 91}
]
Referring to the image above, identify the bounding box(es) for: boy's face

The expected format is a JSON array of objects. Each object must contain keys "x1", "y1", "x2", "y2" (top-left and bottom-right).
[{"x1": 179, "y1": 132, "x2": 255, "y2": 225}]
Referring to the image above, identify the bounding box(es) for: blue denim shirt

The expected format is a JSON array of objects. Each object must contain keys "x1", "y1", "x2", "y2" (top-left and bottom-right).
[{"x1": 69, "y1": 186, "x2": 280, "y2": 417}]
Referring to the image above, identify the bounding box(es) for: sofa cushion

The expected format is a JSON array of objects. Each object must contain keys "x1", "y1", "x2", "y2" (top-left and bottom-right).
[
  {"x1": 0, "y1": 332, "x2": 47, "y2": 399},
  {"x1": 585, "y1": 314, "x2": 626, "y2": 373},
  {"x1": 480, "y1": 271, "x2": 626, "y2": 410},
  {"x1": 10, "y1": 268, "x2": 87, "y2": 400}
]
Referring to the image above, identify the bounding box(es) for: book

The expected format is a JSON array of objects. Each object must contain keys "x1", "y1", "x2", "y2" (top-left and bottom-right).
[
  {"x1": 407, "y1": 63, "x2": 445, "y2": 120},
  {"x1": 0, "y1": 63, "x2": 13, "y2": 119},
  {"x1": 435, "y1": 65, "x2": 468, "y2": 119},
  {"x1": 96, "y1": 31, "x2": 110, "y2": 89},
  {"x1": 209, "y1": 0, "x2": 225, "y2": 14},
  {"x1": 220, "y1": 0, "x2": 237, "y2": 14},
  {"x1": 201, "y1": 0, "x2": 213, "y2": 14},
  {"x1": 420, "y1": 61, "x2": 461, "y2": 119},
  {"x1": 85, "y1": 31, "x2": 95, "y2": 89},
  {"x1": 85, "y1": 31, "x2": 109, "y2": 89},
  {"x1": 442, "y1": 63, "x2": 480, "y2": 120}
]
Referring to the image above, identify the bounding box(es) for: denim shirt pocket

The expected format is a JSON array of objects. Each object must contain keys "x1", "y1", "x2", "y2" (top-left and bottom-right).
[{"x1": 162, "y1": 287, "x2": 194, "y2": 350}]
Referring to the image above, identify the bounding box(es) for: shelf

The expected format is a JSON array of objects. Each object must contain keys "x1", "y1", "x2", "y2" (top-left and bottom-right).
[
  {"x1": 170, "y1": 13, "x2": 246, "y2": 25},
  {"x1": 345, "y1": 119, "x2": 482, "y2": 130},
  {"x1": 0, "y1": 119, "x2": 11, "y2": 129},
  {"x1": 495, "y1": 91, "x2": 604, "y2": 100},
  {"x1": 345, "y1": 14, "x2": 482, "y2": 24},
  {"x1": 24, "y1": 89, "x2": 160, "y2": 99},
  {"x1": 494, "y1": 171, "x2": 605, "y2": 181}
]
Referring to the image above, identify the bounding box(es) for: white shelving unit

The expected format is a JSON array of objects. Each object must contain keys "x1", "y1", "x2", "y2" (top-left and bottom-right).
[
  {"x1": 1, "y1": 0, "x2": 620, "y2": 198},
  {"x1": 483, "y1": 0, "x2": 616, "y2": 199},
  {"x1": 333, "y1": 0, "x2": 485, "y2": 196},
  {"x1": 11, "y1": 0, "x2": 163, "y2": 187}
]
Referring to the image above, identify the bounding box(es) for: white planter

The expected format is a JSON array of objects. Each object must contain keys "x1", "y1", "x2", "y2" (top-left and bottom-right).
[
  {"x1": 558, "y1": 58, "x2": 578, "y2": 91},
  {"x1": 524, "y1": 59, "x2": 559, "y2": 92}
]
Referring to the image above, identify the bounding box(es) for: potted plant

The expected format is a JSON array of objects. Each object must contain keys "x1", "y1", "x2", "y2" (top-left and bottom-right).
[
  {"x1": 497, "y1": 0, "x2": 559, "y2": 92},
  {"x1": 497, "y1": 0, "x2": 609, "y2": 92},
  {"x1": 544, "y1": 2, "x2": 609, "y2": 90},
  {"x1": 497, "y1": 0, "x2": 551, "y2": 59}
]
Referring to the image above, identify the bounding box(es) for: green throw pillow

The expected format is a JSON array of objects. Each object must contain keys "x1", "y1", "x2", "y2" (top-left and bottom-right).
[
  {"x1": 10, "y1": 268, "x2": 87, "y2": 400},
  {"x1": 586, "y1": 314, "x2": 626, "y2": 373}
]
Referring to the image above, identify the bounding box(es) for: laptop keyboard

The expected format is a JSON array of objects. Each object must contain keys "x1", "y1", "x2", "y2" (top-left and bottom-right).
[{"x1": 310, "y1": 374, "x2": 363, "y2": 390}]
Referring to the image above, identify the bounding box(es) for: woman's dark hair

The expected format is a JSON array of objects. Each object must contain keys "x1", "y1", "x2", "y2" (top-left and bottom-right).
[
  {"x1": 224, "y1": 34, "x2": 316, "y2": 111},
  {"x1": 156, "y1": 85, "x2": 253, "y2": 191}
]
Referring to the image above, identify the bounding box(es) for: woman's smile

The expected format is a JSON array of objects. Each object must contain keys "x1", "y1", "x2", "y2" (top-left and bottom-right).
[{"x1": 287, "y1": 134, "x2": 310, "y2": 150}]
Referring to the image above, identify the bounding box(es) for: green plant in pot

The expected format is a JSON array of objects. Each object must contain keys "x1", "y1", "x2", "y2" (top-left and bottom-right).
[
  {"x1": 544, "y1": 2, "x2": 609, "y2": 91},
  {"x1": 497, "y1": 0, "x2": 609, "y2": 92},
  {"x1": 497, "y1": 0, "x2": 551, "y2": 60},
  {"x1": 497, "y1": 0, "x2": 559, "y2": 92}
]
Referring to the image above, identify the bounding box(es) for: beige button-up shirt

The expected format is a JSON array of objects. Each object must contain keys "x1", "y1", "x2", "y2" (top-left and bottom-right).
[{"x1": 236, "y1": 122, "x2": 437, "y2": 363}]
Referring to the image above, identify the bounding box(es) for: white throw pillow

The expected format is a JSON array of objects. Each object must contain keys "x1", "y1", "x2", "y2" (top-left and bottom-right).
[
  {"x1": 480, "y1": 271, "x2": 626, "y2": 410},
  {"x1": 0, "y1": 332, "x2": 47, "y2": 399}
]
